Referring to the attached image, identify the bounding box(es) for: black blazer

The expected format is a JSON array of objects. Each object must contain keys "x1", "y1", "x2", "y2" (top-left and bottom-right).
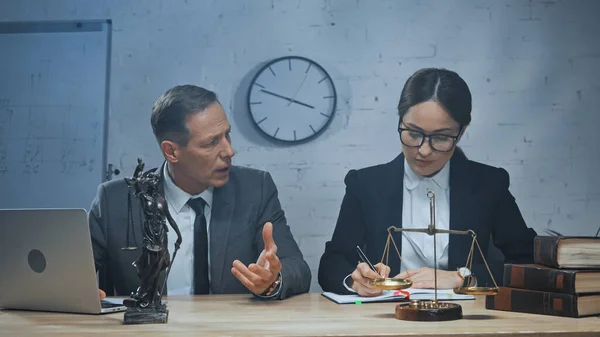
[{"x1": 318, "y1": 152, "x2": 537, "y2": 294}]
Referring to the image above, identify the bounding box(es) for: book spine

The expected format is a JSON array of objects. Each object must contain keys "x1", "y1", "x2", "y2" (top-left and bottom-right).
[
  {"x1": 485, "y1": 287, "x2": 579, "y2": 318},
  {"x1": 503, "y1": 264, "x2": 577, "y2": 294},
  {"x1": 534, "y1": 236, "x2": 561, "y2": 268}
]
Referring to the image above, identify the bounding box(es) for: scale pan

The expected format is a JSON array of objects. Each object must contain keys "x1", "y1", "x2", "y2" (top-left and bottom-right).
[
  {"x1": 453, "y1": 286, "x2": 499, "y2": 295},
  {"x1": 370, "y1": 278, "x2": 413, "y2": 290}
]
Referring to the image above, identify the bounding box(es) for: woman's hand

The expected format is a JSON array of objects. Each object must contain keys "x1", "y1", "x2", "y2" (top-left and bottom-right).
[
  {"x1": 351, "y1": 262, "x2": 391, "y2": 297},
  {"x1": 395, "y1": 267, "x2": 464, "y2": 289}
]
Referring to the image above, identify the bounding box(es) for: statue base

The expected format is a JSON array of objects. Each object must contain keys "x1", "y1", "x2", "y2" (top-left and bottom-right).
[
  {"x1": 395, "y1": 300, "x2": 462, "y2": 321},
  {"x1": 123, "y1": 298, "x2": 168, "y2": 325}
]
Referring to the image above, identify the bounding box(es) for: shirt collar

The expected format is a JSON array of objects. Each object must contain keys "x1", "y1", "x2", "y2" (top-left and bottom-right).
[
  {"x1": 403, "y1": 157, "x2": 450, "y2": 191},
  {"x1": 162, "y1": 163, "x2": 214, "y2": 214}
]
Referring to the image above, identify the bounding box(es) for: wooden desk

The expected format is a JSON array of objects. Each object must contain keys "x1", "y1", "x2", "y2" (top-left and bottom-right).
[{"x1": 1, "y1": 294, "x2": 599, "y2": 336}]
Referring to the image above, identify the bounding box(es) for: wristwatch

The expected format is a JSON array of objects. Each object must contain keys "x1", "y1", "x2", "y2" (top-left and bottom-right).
[
  {"x1": 456, "y1": 267, "x2": 472, "y2": 280},
  {"x1": 457, "y1": 267, "x2": 477, "y2": 287},
  {"x1": 261, "y1": 272, "x2": 282, "y2": 297}
]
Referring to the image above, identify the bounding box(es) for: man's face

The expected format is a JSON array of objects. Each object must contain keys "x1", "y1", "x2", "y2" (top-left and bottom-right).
[{"x1": 164, "y1": 102, "x2": 235, "y2": 194}]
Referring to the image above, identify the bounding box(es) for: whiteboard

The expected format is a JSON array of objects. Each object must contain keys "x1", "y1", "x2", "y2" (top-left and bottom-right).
[{"x1": 0, "y1": 21, "x2": 111, "y2": 210}]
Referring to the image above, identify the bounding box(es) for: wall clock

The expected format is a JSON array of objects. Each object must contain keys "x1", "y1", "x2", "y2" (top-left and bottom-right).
[{"x1": 247, "y1": 56, "x2": 337, "y2": 143}]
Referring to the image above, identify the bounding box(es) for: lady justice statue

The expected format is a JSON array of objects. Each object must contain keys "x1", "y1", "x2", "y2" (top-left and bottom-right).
[{"x1": 122, "y1": 158, "x2": 182, "y2": 324}]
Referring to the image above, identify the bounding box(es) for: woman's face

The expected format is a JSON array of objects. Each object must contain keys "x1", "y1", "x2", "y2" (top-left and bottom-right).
[{"x1": 400, "y1": 101, "x2": 464, "y2": 177}]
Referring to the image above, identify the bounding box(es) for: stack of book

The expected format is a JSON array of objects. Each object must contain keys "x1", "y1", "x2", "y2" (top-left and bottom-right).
[{"x1": 485, "y1": 236, "x2": 600, "y2": 317}]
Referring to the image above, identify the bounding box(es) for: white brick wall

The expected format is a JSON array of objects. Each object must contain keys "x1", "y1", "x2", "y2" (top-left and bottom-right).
[{"x1": 2, "y1": 0, "x2": 599, "y2": 292}]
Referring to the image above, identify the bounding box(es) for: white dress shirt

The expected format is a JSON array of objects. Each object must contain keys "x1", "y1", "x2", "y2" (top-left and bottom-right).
[
  {"x1": 162, "y1": 164, "x2": 214, "y2": 295},
  {"x1": 401, "y1": 159, "x2": 450, "y2": 272},
  {"x1": 343, "y1": 159, "x2": 451, "y2": 292}
]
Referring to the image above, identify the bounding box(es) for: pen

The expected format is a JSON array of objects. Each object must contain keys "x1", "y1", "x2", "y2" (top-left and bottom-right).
[{"x1": 356, "y1": 245, "x2": 379, "y2": 275}]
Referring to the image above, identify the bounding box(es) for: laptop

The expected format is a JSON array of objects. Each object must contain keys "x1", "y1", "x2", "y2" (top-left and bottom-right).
[{"x1": 0, "y1": 208, "x2": 126, "y2": 314}]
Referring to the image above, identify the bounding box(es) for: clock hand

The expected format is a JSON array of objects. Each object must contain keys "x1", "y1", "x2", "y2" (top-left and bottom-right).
[
  {"x1": 287, "y1": 71, "x2": 310, "y2": 107},
  {"x1": 260, "y1": 89, "x2": 293, "y2": 102},
  {"x1": 289, "y1": 99, "x2": 315, "y2": 109},
  {"x1": 260, "y1": 89, "x2": 315, "y2": 109}
]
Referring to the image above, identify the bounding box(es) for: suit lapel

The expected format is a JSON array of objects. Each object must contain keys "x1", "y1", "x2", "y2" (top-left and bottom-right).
[
  {"x1": 209, "y1": 179, "x2": 235, "y2": 293},
  {"x1": 379, "y1": 154, "x2": 405, "y2": 273},
  {"x1": 448, "y1": 154, "x2": 477, "y2": 269}
]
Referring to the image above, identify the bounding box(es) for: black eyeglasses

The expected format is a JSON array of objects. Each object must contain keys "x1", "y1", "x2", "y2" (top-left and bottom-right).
[{"x1": 398, "y1": 125, "x2": 462, "y2": 152}]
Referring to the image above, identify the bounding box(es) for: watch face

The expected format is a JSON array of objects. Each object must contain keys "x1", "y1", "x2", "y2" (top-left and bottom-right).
[
  {"x1": 247, "y1": 56, "x2": 337, "y2": 143},
  {"x1": 458, "y1": 267, "x2": 471, "y2": 277}
]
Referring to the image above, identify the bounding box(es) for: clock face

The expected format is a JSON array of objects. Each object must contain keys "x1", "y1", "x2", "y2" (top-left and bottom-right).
[{"x1": 247, "y1": 56, "x2": 337, "y2": 143}]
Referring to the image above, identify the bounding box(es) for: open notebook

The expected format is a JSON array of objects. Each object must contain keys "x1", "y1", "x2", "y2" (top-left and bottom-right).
[{"x1": 322, "y1": 288, "x2": 475, "y2": 304}]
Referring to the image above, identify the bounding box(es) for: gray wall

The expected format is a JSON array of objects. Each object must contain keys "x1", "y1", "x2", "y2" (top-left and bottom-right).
[{"x1": 2, "y1": 0, "x2": 599, "y2": 292}]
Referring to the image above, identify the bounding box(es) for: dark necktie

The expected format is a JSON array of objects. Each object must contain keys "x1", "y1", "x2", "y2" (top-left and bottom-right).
[{"x1": 187, "y1": 197, "x2": 210, "y2": 294}]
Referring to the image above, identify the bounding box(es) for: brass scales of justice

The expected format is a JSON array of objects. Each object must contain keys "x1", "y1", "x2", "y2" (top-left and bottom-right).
[{"x1": 369, "y1": 190, "x2": 499, "y2": 321}]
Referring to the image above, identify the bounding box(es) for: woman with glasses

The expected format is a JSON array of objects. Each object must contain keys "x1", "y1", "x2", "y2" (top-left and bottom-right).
[{"x1": 318, "y1": 68, "x2": 537, "y2": 297}]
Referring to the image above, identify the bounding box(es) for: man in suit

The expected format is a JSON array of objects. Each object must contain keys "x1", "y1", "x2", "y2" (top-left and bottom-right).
[{"x1": 90, "y1": 84, "x2": 311, "y2": 300}]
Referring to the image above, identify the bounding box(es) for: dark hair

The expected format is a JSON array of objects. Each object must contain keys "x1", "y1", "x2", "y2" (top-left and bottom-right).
[
  {"x1": 397, "y1": 68, "x2": 472, "y2": 127},
  {"x1": 151, "y1": 85, "x2": 219, "y2": 146}
]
